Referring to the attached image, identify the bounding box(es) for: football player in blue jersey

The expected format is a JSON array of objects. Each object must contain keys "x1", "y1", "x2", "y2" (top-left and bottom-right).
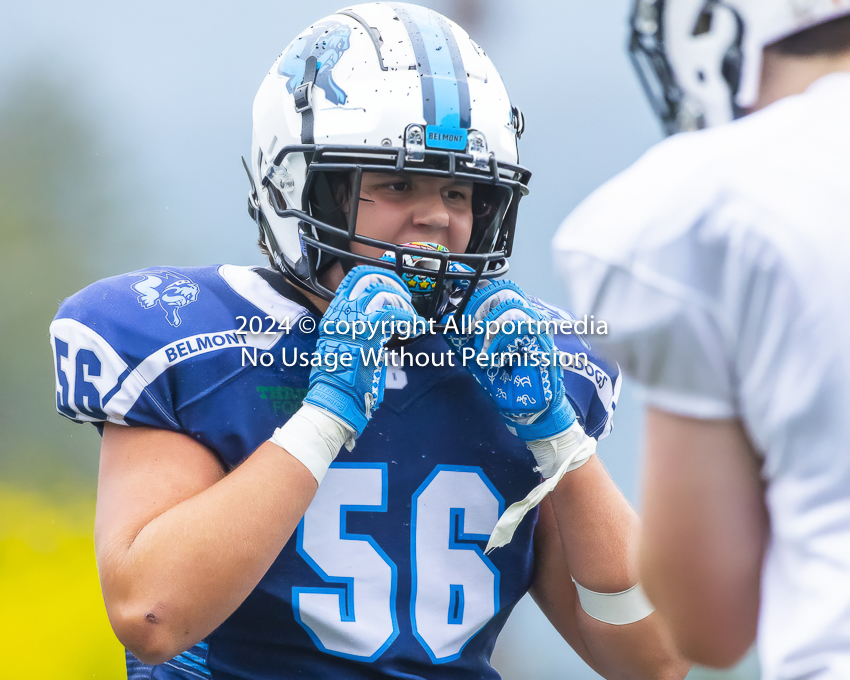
[{"x1": 50, "y1": 4, "x2": 687, "y2": 679}]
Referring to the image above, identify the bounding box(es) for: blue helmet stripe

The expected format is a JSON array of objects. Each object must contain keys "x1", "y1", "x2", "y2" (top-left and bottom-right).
[
  {"x1": 434, "y1": 13, "x2": 471, "y2": 129},
  {"x1": 392, "y1": 4, "x2": 471, "y2": 129}
]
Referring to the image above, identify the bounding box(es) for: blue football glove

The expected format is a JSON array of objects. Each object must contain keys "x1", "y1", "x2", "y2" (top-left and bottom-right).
[
  {"x1": 303, "y1": 266, "x2": 425, "y2": 438},
  {"x1": 445, "y1": 281, "x2": 599, "y2": 553},
  {"x1": 445, "y1": 280, "x2": 577, "y2": 442}
]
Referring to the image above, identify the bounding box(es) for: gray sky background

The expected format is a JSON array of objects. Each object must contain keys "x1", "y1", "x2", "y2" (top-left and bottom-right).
[{"x1": 1, "y1": 1, "x2": 756, "y2": 678}]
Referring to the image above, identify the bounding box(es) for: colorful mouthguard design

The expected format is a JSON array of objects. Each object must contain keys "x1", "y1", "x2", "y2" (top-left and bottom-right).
[{"x1": 380, "y1": 242, "x2": 474, "y2": 295}]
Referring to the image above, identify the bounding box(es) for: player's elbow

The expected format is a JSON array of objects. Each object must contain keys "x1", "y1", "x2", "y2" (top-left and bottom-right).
[
  {"x1": 107, "y1": 603, "x2": 189, "y2": 665},
  {"x1": 99, "y1": 565, "x2": 199, "y2": 663},
  {"x1": 640, "y1": 546, "x2": 760, "y2": 668},
  {"x1": 672, "y1": 626, "x2": 754, "y2": 670},
  {"x1": 644, "y1": 589, "x2": 757, "y2": 669}
]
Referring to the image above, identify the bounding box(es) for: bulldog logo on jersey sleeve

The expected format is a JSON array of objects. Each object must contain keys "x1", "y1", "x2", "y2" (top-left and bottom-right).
[{"x1": 130, "y1": 270, "x2": 200, "y2": 327}]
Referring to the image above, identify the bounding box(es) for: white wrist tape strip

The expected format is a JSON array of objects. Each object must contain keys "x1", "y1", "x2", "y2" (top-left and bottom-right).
[
  {"x1": 268, "y1": 403, "x2": 356, "y2": 485},
  {"x1": 572, "y1": 579, "x2": 655, "y2": 625},
  {"x1": 527, "y1": 421, "x2": 597, "y2": 479},
  {"x1": 485, "y1": 422, "x2": 597, "y2": 554}
]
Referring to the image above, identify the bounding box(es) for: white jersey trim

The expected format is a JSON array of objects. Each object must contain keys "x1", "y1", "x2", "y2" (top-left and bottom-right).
[
  {"x1": 50, "y1": 318, "x2": 132, "y2": 426},
  {"x1": 106, "y1": 328, "x2": 282, "y2": 420},
  {"x1": 563, "y1": 356, "x2": 617, "y2": 410},
  {"x1": 54, "y1": 267, "x2": 314, "y2": 424},
  {"x1": 638, "y1": 385, "x2": 738, "y2": 422},
  {"x1": 218, "y1": 264, "x2": 312, "y2": 323},
  {"x1": 106, "y1": 266, "x2": 311, "y2": 421}
]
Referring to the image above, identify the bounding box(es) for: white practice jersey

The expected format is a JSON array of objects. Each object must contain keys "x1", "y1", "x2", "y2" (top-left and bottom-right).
[{"x1": 554, "y1": 73, "x2": 850, "y2": 680}]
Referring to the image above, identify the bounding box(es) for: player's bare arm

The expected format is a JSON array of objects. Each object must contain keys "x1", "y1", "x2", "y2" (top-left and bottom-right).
[
  {"x1": 531, "y1": 459, "x2": 688, "y2": 680},
  {"x1": 95, "y1": 259, "x2": 421, "y2": 664},
  {"x1": 96, "y1": 425, "x2": 317, "y2": 663},
  {"x1": 640, "y1": 409, "x2": 768, "y2": 668}
]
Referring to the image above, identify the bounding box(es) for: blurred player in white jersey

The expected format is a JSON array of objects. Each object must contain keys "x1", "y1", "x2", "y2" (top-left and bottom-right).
[{"x1": 553, "y1": 1, "x2": 850, "y2": 678}]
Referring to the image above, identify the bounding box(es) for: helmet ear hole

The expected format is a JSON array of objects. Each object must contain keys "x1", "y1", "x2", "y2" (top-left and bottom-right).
[
  {"x1": 721, "y1": 11, "x2": 745, "y2": 98},
  {"x1": 692, "y1": 7, "x2": 713, "y2": 36}
]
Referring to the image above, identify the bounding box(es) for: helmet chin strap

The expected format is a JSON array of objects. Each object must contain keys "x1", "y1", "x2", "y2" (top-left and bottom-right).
[{"x1": 294, "y1": 56, "x2": 318, "y2": 147}]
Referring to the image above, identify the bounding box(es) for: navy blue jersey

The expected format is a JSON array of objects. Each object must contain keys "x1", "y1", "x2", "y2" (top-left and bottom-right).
[{"x1": 50, "y1": 265, "x2": 620, "y2": 680}]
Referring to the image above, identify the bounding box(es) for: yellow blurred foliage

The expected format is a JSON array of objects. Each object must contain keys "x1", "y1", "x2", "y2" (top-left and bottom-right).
[{"x1": 0, "y1": 486, "x2": 125, "y2": 679}]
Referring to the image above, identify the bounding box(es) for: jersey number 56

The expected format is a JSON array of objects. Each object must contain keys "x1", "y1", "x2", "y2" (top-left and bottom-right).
[{"x1": 294, "y1": 463, "x2": 503, "y2": 664}]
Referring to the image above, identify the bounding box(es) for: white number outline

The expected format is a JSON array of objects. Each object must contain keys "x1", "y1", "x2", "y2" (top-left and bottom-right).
[
  {"x1": 74, "y1": 348, "x2": 106, "y2": 419},
  {"x1": 409, "y1": 465, "x2": 504, "y2": 664},
  {"x1": 292, "y1": 462, "x2": 400, "y2": 662}
]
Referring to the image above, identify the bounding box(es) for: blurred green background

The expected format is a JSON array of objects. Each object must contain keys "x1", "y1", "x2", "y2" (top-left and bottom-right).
[
  {"x1": 0, "y1": 1, "x2": 758, "y2": 679},
  {"x1": 0, "y1": 73, "x2": 129, "y2": 678}
]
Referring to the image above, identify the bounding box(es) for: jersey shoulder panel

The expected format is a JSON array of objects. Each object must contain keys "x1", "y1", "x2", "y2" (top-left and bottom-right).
[
  {"x1": 528, "y1": 297, "x2": 620, "y2": 440},
  {"x1": 50, "y1": 265, "x2": 311, "y2": 428}
]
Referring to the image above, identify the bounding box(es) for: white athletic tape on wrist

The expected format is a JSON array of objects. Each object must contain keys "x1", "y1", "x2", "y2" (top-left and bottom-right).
[
  {"x1": 572, "y1": 579, "x2": 655, "y2": 625},
  {"x1": 485, "y1": 422, "x2": 596, "y2": 554},
  {"x1": 527, "y1": 421, "x2": 596, "y2": 479},
  {"x1": 268, "y1": 403, "x2": 356, "y2": 485}
]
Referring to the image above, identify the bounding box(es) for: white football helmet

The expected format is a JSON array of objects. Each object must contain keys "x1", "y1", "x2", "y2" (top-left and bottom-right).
[
  {"x1": 629, "y1": 0, "x2": 850, "y2": 134},
  {"x1": 247, "y1": 2, "x2": 530, "y2": 320}
]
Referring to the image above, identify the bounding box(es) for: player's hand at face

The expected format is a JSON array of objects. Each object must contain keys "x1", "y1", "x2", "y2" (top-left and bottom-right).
[
  {"x1": 446, "y1": 281, "x2": 599, "y2": 552},
  {"x1": 304, "y1": 266, "x2": 427, "y2": 438},
  {"x1": 444, "y1": 280, "x2": 577, "y2": 442}
]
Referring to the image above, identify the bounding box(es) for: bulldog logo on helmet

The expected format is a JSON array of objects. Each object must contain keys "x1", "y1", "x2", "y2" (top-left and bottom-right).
[
  {"x1": 278, "y1": 21, "x2": 352, "y2": 106},
  {"x1": 131, "y1": 271, "x2": 200, "y2": 327}
]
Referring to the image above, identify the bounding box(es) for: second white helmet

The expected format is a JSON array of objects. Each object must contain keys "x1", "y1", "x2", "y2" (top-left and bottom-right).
[{"x1": 629, "y1": 0, "x2": 850, "y2": 134}]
